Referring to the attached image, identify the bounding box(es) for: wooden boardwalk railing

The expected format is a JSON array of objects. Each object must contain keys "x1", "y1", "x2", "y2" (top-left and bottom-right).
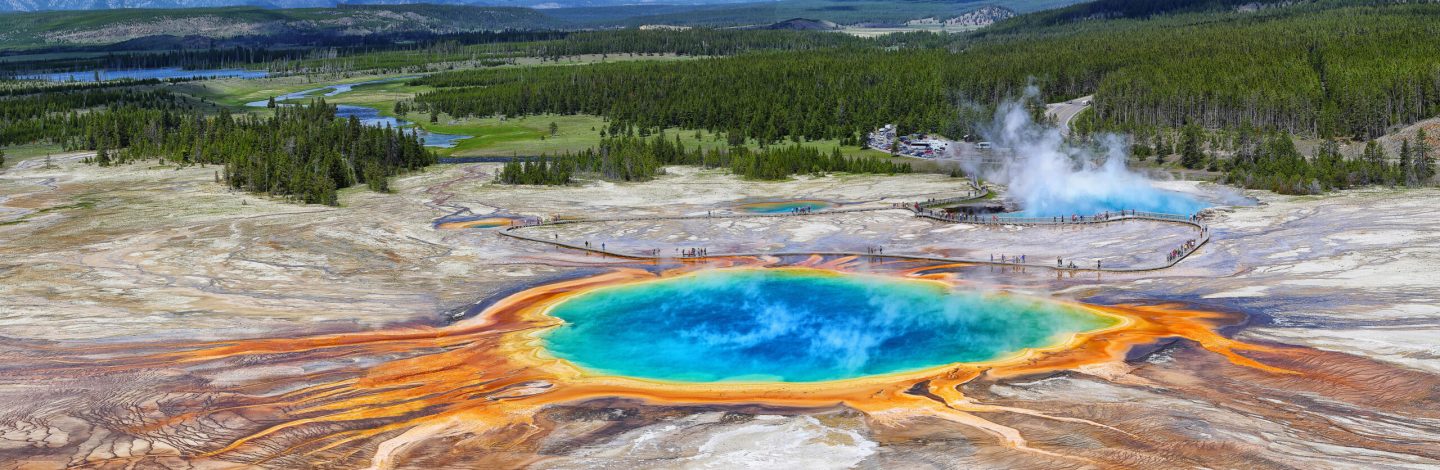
[{"x1": 489, "y1": 195, "x2": 1211, "y2": 272}]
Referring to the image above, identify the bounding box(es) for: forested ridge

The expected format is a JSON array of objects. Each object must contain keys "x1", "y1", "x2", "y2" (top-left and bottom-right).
[
  {"x1": 1072, "y1": 3, "x2": 1440, "y2": 139},
  {"x1": 0, "y1": 86, "x2": 433, "y2": 204},
  {"x1": 0, "y1": 86, "x2": 188, "y2": 146},
  {"x1": 0, "y1": 32, "x2": 569, "y2": 76},
  {"x1": 497, "y1": 133, "x2": 911, "y2": 185},
  {"x1": 416, "y1": 49, "x2": 979, "y2": 144},
  {"x1": 0, "y1": 5, "x2": 560, "y2": 50},
  {"x1": 414, "y1": 2, "x2": 1440, "y2": 143},
  {"x1": 273, "y1": 28, "x2": 922, "y2": 74},
  {"x1": 7, "y1": 0, "x2": 1440, "y2": 202},
  {"x1": 1, "y1": 28, "x2": 913, "y2": 76},
  {"x1": 211, "y1": 102, "x2": 435, "y2": 204},
  {"x1": 982, "y1": 0, "x2": 1300, "y2": 33},
  {"x1": 1224, "y1": 129, "x2": 1434, "y2": 195},
  {"x1": 545, "y1": 0, "x2": 1077, "y2": 29}
]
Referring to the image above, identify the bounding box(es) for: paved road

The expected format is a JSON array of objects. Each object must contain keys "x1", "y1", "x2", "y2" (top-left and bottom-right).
[{"x1": 1045, "y1": 95, "x2": 1093, "y2": 137}]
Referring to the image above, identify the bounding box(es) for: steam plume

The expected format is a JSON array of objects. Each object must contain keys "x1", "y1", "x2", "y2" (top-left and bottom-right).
[{"x1": 969, "y1": 89, "x2": 1208, "y2": 217}]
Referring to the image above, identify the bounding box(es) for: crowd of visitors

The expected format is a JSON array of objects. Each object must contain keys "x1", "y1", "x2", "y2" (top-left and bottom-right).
[
  {"x1": 1167, "y1": 238, "x2": 1200, "y2": 263},
  {"x1": 990, "y1": 253, "x2": 1026, "y2": 264}
]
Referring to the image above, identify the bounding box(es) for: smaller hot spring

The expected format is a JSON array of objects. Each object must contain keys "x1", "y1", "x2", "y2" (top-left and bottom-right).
[
  {"x1": 541, "y1": 269, "x2": 1119, "y2": 383},
  {"x1": 1007, "y1": 187, "x2": 1211, "y2": 218},
  {"x1": 735, "y1": 200, "x2": 834, "y2": 214},
  {"x1": 434, "y1": 216, "x2": 521, "y2": 230},
  {"x1": 983, "y1": 92, "x2": 1218, "y2": 218}
]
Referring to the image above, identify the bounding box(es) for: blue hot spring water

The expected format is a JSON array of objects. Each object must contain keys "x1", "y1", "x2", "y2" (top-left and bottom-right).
[
  {"x1": 737, "y1": 200, "x2": 833, "y2": 214},
  {"x1": 541, "y1": 269, "x2": 1119, "y2": 383},
  {"x1": 1011, "y1": 188, "x2": 1211, "y2": 217}
]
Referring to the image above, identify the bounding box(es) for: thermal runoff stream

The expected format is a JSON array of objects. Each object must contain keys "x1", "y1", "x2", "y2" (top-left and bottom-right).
[{"x1": 542, "y1": 268, "x2": 1120, "y2": 382}]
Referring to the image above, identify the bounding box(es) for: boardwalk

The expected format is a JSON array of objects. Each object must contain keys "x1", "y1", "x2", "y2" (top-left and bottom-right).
[{"x1": 491, "y1": 192, "x2": 1210, "y2": 272}]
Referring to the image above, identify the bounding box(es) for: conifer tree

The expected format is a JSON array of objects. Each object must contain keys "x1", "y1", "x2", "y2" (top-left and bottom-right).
[
  {"x1": 1399, "y1": 139, "x2": 1414, "y2": 186},
  {"x1": 1180, "y1": 126, "x2": 1204, "y2": 169},
  {"x1": 1416, "y1": 129, "x2": 1435, "y2": 183}
]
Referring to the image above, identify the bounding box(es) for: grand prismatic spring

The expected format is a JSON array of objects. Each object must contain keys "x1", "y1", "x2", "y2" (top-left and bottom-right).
[
  {"x1": 3, "y1": 252, "x2": 1353, "y2": 468},
  {"x1": 542, "y1": 268, "x2": 1120, "y2": 382}
]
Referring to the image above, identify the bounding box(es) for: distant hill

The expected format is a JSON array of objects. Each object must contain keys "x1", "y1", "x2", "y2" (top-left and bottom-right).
[
  {"x1": 762, "y1": 17, "x2": 838, "y2": 30},
  {"x1": 906, "y1": 5, "x2": 1014, "y2": 27},
  {"x1": 943, "y1": 5, "x2": 1015, "y2": 27},
  {"x1": 982, "y1": 0, "x2": 1323, "y2": 34},
  {"x1": 0, "y1": 0, "x2": 761, "y2": 12},
  {"x1": 554, "y1": 0, "x2": 1087, "y2": 28},
  {"x1": 0, "y1": 0, "x2": 1097, "y2": 49},
  {"x1": 0, "y1": 5, "x2": 558, "y2": 48}
]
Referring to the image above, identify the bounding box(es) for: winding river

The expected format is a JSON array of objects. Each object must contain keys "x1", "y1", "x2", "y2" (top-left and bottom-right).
[
  {"x1": 19, "y1": 67, "x2": 269, "y2": 82},
  {"x1": 244, "y1": 77, "x2": 469, "y2": 148}
]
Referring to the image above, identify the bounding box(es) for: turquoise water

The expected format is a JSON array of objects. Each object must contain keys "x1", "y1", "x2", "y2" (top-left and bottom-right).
[
  {"x1": 542, "y1": 269, "x2": 1118, "y2": 383},
  {"x1": 738, "y1": 200, "x2": 833, "y2": 214},
  {"x1": 21, "y1": 68, "x2": 268, "y2": 82},
  {"x1": 1011, "y1": 188, "x2": 1210, "y2": 217}
]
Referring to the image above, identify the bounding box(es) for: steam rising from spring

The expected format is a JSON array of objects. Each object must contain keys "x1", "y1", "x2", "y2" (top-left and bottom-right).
[{"x1": 970, "y1": 90, "x2": 1208, "y2": 217}]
